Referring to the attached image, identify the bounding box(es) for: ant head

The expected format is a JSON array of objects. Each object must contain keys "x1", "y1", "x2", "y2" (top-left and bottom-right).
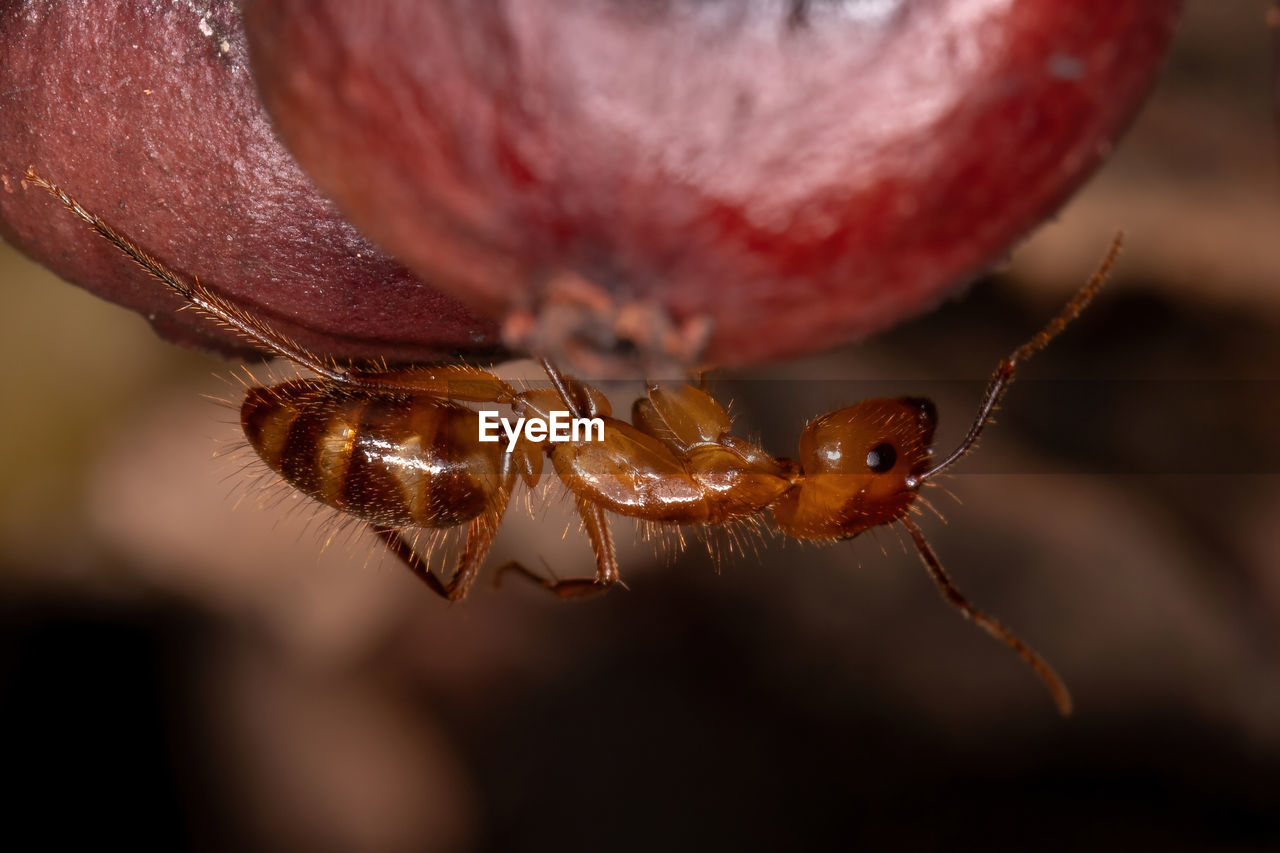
[
  {"x1": 801, "y1": 396, "x2": 937, "y2": 479},
  {"x1": 774, "y1": 397, "x2": 936, "y2": 538}
]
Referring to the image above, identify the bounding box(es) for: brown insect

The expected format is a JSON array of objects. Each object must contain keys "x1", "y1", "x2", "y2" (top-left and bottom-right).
[{"x1": 27, "y1": 167, "x2": 1121, "y2": 715}]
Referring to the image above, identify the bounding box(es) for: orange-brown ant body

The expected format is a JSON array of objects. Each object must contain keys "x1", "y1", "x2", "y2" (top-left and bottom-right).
[{"x1": 27, "y1": 168, "x2": 1121, "y2": 715}]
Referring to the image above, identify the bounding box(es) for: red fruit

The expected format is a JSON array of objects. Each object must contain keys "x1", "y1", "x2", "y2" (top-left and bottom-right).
[
  {"x1": 0, "y1": 0, "x2": 499, "y2": 363},
  {"x1": 244, "y1": 0, "x2": 1181, "y2": 373}
]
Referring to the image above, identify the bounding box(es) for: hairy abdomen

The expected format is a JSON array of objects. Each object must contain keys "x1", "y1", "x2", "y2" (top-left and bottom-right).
[{"x1": 241, "y1": 379, "x2": 505, "y2": 528}]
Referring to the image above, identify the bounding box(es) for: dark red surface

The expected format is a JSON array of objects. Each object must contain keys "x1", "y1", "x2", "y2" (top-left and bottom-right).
[
  {"x1": 2, "y1": 1, "x2": 1180, "y2": 372},
  {"x1": 245, "y1": 0, "x2": 1181, "y2": 370},
  {"x1": 0, "y1": 0, "x2": 500, "y2": 363}
]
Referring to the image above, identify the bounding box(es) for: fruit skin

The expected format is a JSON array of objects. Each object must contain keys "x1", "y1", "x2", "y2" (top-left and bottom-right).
[
  {"x1": 244, "y1": 0, "x2": 1181, "y2": 371},
  {"x1": 0, "y1": 0, "x2": 499, "y2": 363},
  {"x1": 2, "y1": 1, "x2": 1181, "y2": 374}
]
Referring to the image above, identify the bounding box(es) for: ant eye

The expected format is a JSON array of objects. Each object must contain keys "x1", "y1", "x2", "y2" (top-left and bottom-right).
[{"x1": 866, "y1": 443, "x2": 896, "y2": 473}]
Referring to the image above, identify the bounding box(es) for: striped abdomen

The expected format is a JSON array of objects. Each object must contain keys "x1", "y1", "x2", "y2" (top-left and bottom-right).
[{"x1": 241, "y1": 379, "x2": 507, "y2": 528}]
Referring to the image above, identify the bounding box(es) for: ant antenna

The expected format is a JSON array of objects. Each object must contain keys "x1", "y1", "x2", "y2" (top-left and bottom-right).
[
  {"x1": 918, "y1": 230, "x2": 1123, "y2": 482},
  {"x1": 901, "y1": 516, "x2": 1073, "y2": 715}
]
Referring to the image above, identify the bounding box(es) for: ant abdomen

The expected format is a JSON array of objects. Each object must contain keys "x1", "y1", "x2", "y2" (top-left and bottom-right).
[{"x1": 241, "y1": 380, "x2": 510, "y2": 529}]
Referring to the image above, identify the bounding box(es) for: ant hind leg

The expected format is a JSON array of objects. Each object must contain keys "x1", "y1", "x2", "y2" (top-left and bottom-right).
[
  {"x1": 375, "y1": 526, "x2": 453, "y2": 599},
  {"x1": 373, "y1": 487, "x2": 512, "y2": 601}
]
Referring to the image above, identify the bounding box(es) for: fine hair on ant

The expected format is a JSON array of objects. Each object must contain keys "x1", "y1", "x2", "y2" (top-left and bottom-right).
[{"x1": 27, "y1": 167, "x2": 1122, "y2": 715}]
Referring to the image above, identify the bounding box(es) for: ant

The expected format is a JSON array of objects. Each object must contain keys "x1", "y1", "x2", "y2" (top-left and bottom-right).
[{"x1": 27, "y1": 167, "x2": 1121, "y2": 715}]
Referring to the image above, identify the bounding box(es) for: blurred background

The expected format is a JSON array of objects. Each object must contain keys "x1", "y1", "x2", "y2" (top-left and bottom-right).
[{"x1": 3, "y1": 2, "x2": 1279, "y2": 850}]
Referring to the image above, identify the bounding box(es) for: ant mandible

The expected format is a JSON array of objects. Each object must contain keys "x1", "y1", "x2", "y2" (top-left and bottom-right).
[{"x1": 27, "y1": 167, "x2": 1122, "y2": 715}]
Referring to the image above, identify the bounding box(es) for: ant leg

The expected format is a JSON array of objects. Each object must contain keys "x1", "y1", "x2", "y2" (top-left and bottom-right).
[
  {"x1": 374, "y1": 526, "x2": 453, "y2": 599},
  {"x1": 575, "y1": 497, "x2": 621, "y2": 590},
  {"x1": 512, "y1": 356, "x2": 623, "y2": 596},
  {"x1": 372, "y1": 487, "x2": 513, "y2": 601},
  {"x1": 901, "y1": 517, "x2": 1072, "y2": 715},
  {"x1": 490, "y1": 558, "x2": 548, "y2": 590},
  {"x1": 26, "y1": 170, "x2": 521, "y2": 401},
  {"x1": 25, "y1": 169, "x2": 355, "y2": 382},
  {"x1": 537, "y1": 357, "x2": 613, "y2": 417},
  {"x1": 349, "y1": 364, "x2": 519, "y2": 402},
  {"x1": 495, "y1": 496, "x2": 621, "y2": 599}
]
